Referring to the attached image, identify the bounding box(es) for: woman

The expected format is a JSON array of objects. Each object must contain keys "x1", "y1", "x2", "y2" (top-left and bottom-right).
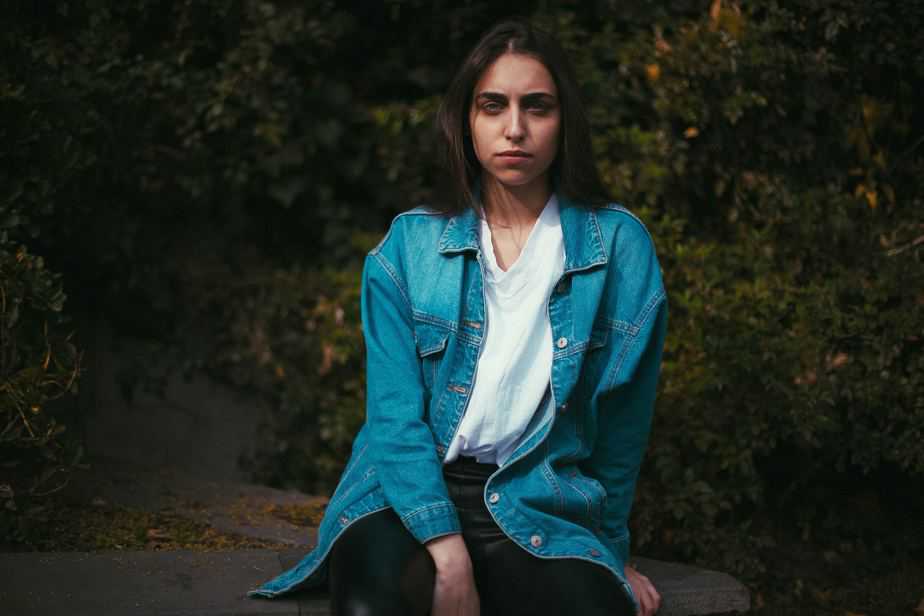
[{"x1": 249, "y1": 19, "x2": 666, "y2": 616}]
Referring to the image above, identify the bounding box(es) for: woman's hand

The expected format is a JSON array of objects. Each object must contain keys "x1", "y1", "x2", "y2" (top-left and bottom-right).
[
  {"x1": 425, "y1": 534, "x2": 480, "y2": 616},
  {"x1": 626, "y1": 563, "x2": 660, "y2": 616}
]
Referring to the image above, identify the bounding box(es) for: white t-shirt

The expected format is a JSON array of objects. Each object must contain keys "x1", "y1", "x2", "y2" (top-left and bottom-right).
[{"x1": 444, "y1": 194, "x2": 565, "y2": 466}]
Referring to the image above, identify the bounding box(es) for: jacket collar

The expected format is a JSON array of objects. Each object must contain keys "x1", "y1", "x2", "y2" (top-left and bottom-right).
[{"x1": 437, "y1": 191, "x2": 608, "y2": 274}]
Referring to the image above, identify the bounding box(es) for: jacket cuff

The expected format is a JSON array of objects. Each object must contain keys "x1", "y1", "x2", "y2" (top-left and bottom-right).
[
  {"x1": 605, "y1": 533, "x2": 631, "y2": 564},
  {"x1": 401, "y1": 501, "x2": 462, "y2": 543}
]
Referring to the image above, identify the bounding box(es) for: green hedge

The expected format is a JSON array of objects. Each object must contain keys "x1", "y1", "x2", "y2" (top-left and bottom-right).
[{"x1": 2, "y1": 0, "x2": 922, "y2": 587}]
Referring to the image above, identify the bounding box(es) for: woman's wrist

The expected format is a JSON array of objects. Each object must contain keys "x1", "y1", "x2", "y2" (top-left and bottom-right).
[{"x1": 425, "y1": 533, "x2": 473, "y2": 574}]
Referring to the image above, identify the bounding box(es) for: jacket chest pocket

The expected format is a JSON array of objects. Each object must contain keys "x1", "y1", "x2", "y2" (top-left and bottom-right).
[{"x1": 414, "y1": 321, "x2": 451, "y2": 396}]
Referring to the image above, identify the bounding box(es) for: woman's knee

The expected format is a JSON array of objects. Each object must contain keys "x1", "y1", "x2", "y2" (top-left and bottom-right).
[{"x1": 328, "y1": 509, "x2": 434, "y2": 616}]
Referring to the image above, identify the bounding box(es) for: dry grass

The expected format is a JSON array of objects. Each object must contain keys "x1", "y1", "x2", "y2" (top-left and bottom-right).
[{"x1": 3, "y1": 500, "x2": 288, "y2": 552}]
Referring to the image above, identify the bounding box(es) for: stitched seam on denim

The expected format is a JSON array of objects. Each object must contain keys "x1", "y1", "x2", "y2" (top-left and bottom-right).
[
  {"x1": 562, "y1": 475, "x2": 594, "y2": 522},
  {"x1": 606, "y1": 290, "x2": 666, "y2": 388},
  {"x1": 457, "y1": 331, "x2": 481, "y2": 347},
  {"x1": 370, "y1": 224, "x2": 395, "y2": 255},
  {"x1": 417, "y1": 338, "x2": 448, "y2": 357},
  {"x1": 589, "y1": 210, "x2": 608, "y2": 266},
  {"x1": 404, "y1": 204, "x2": 443, "y2": 216},
  {"x1": 326, "y1": 443, "x2": 368, "y2": 510},
  {"x1": 371, "y1": 252, "x2": 412, "y2": 312},
  {"x1": 634, "y1": 288, "x2": 666, "y2": 330},
  {"x1": 371, "y1": 206, "x2": 445, "y2": 255},
  {"x1": 603, "y1": 317, "x2": 639, "y2": 336},
  {"x1": 553, "y1": 340, "x2": 590, "y2": 360},
  {"x1": 541, "y1": 441, "x2": 564, "y2": 515},
  {"x1": 401, "y1": 500, "x2": 455, "y2": 523},
  {"x1": 581, "y1": 473, "x2": 608, "y2": 521},
  {"x1": 598, "y1": 203, "x2": 657, "y2": 245},
  {"x1": 412, "y1": 311, "x2": 457, "y2": 332}
]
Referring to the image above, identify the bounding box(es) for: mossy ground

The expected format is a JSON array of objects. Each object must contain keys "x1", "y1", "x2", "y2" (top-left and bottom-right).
[{"x1": 2, "y1": 500, "x2": 288, "y2": 552}]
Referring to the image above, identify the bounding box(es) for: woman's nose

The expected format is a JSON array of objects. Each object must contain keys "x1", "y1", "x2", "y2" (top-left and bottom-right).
[{"x1": 504, "y1": 109, "x2": 525, "y2": 141}]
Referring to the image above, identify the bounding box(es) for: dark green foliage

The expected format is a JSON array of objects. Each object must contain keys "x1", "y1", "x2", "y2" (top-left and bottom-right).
[
  {"x1": 2, "y1": 2, "x2": 922, "y2": 602},
  {"x1": 0, "y1": 238, "x2": 82, "y2": 516}
]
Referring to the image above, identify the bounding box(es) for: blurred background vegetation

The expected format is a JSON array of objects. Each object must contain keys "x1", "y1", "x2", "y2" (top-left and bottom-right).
[{"x1": 2, "y1": 0, "x2": 923, "y2": 612}]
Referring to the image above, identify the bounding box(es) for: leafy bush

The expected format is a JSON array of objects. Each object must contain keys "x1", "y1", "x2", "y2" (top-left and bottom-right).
[
  {"x1": 0, "y1": 237, "x2": 82, "y2": 515},
  {"x1": 3, "y1": 0, "x2": 922, "y2": 588}
]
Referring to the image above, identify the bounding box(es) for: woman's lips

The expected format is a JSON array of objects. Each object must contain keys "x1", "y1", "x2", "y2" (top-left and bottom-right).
[{"x1": 496, "y1": 151, "x2": 533, "y2": 164}]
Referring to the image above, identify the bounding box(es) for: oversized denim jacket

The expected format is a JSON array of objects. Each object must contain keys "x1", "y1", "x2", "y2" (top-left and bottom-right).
[{"x1": 249, "y1": 195, "x2": 668, "y2": 610}]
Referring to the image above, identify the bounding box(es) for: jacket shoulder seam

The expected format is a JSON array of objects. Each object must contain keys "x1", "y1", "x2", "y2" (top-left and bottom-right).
[
  {"x1": 596, "y1": 203, "x2": 656, "y2": 244},
  {"x1": 370, "y1": 205, "x2": 445, "y2": 256},
  {"x1": 369, "y1": 252, "x2": 412, "y2": 312}
]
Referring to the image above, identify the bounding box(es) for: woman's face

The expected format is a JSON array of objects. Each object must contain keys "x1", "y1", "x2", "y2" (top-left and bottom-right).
[{"x1": 468, "y1": 53, "x2": 561, "y2": 194}]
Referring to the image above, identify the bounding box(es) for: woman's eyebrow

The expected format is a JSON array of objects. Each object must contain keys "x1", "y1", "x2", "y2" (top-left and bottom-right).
[{"x1": 474, "y1": 91, "x2": 558, "y2": 103}]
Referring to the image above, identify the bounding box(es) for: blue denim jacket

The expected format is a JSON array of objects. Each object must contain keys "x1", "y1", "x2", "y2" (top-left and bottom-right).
[{"x1": 249, "y1": 195, "x2": 668, "y2": 610}]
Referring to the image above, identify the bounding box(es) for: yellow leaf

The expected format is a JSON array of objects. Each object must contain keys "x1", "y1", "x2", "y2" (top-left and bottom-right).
[
  {"x1": 645, "y1": 64, "x2": 661, "y2": 81},
  {"x1": 710, "y1": 0, "x2": 722, "y2": 24},
  {"x1": 865, "y1": 189, "x2": 878, "y2": 209},
  {"x1": 684, "y1": 127, "x2": 700, "y2": 138}
]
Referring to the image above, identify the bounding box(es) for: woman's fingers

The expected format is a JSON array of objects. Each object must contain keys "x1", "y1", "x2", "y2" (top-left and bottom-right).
[
  {"x1": 430, "y1": 568, "x2": 480, "y2": 616},
  {"x1": 626, "y1": 564, "x2": 660, "y2": 615},
  {"x1": 642, "y1": 574, "x2": 661, "y2": 615}
]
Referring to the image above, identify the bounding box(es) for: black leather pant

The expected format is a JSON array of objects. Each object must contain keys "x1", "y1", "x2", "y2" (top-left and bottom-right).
[{"x1": 328, "y1": 456, "x2": 635, "y2": 616}]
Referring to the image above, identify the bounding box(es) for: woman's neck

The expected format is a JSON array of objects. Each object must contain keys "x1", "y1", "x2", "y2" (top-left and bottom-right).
[{"x1": 480, "y1": 175, "x2": 551, "y2": 228}]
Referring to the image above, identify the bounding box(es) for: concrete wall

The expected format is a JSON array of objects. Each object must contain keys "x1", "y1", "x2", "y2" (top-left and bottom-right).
[{"x1": 78, "y1": 318, "x2": 273, "y2": 483}]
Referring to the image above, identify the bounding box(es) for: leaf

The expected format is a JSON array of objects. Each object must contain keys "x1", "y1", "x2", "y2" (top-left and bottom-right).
[{"x1": 146, "y1": 528, "x2": 171, "y2": 540}]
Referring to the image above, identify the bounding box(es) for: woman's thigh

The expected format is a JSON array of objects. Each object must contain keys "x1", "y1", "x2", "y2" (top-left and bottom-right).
[
  {"x1": 471, "y1": 540, "x2": 635, "y2": 616},
  {"x1": 445, "y1": 457, "x2": 634, "y2": 616},
  {"x1": 328, "y1": 508, "x2": 435, "y2": 616}
]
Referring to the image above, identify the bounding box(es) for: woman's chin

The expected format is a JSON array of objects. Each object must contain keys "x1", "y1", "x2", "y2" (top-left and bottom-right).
[{"x1": 484, "y1": 171, "x2": 549, "y2": 192}]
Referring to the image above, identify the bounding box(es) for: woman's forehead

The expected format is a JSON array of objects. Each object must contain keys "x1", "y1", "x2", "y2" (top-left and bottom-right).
[{"x1": 473, "y1": 53, "x2": 557, "y2": 96}]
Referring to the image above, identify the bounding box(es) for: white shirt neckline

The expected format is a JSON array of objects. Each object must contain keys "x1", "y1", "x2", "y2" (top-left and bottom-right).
[{"x1": 480, "y1": 195, "x2": 560, "y2": 300}]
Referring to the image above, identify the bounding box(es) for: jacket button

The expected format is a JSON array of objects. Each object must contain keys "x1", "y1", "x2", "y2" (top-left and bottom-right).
[
  {"x1": 530, "y1": 534, "x2": 543, "y2": 548},
  {"x1": 558, "y1": 402, "x2": 568, "y2": 412},
  {"x1": 488, "y1": 492, "x2": 500, "y2": 504},
  {"x1": 556, "y1": 337, "x2": 568, "y2": 349},
  {"x1": 339, "y1": 515, "x2": 349, "y2": 525}
]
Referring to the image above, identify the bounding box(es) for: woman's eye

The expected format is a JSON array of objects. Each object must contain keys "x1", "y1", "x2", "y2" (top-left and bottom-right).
[{"x1": 482, "y1": 102, "x2": 503, "y2": 113}]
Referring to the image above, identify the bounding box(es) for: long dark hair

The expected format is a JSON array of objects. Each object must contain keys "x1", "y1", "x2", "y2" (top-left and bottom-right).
[{"x1": 434, "y1": 19, "x2": 611, "y2": 214}]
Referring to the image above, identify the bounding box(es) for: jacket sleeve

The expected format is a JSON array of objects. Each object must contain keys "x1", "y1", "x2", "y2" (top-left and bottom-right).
[
  {"x1": 580, "y1": 292, "x2": 668, "y2": 564},
  {"x1": 360, "y1": 251, "x2": 462, "y2": 544}
]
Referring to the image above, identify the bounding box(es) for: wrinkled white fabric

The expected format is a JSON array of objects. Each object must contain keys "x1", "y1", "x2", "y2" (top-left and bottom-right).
[{"x1": 445, "y1": 194, "x2": 565, "y2": 466}]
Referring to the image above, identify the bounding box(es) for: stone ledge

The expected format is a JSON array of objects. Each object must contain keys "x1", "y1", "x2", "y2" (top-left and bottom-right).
[
  {"x1": 0, "y1": 549, "x2": 749, "y2": 616},
  {"x1": 278, "y1": 548, "x2": 750, "y2": 616}
]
